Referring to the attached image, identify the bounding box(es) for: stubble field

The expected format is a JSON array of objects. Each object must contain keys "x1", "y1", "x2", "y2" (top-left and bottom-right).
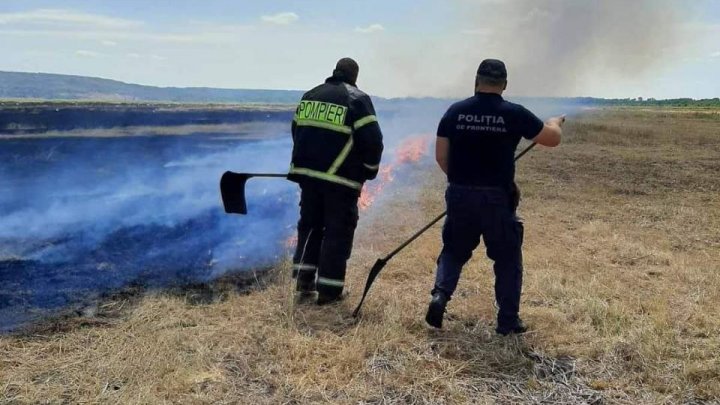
[{"x1": 1, "y1": 107, "x2": 719, "y2": 404}]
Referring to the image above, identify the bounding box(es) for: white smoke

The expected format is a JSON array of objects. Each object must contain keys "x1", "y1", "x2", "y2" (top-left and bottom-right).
[{"x1": 371, "y1": 0, "x2": 693, "y2": 98}]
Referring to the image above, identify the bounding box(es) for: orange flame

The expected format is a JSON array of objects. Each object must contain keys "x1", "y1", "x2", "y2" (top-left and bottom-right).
[
  {"x1": 358, "y1": 135, "x2": 429, "y2": 210},
  {"x1": 285, "y1": 234, "x2": 298, "y2": 249},
  {"x1": 396, "y1": 136, "x2": 429, "y2": 164}
]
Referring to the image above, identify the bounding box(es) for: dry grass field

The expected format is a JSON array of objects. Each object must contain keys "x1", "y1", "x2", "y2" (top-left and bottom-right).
[{"x1": 1, "y1": 108, "x2": 719, "y2": 404}]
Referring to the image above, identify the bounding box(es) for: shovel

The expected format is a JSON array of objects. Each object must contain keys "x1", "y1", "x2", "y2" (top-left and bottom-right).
[{"x1": 220, "y1": 171, "x2": 287, "y2": 214}]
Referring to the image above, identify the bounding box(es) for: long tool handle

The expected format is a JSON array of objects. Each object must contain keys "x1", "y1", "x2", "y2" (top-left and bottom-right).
[
  {"x1": 247, "y1": 173, "x2": 287, "y2": 178},
  {"x1": 513, "y1": 142, "x2": 537, "y2": 161},
  {"x1": 383, "y1": 212, "x2": 446, "y2": 261}
]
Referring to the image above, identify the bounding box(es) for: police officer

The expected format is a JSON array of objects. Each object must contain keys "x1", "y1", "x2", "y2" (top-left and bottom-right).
[
  {"x1": 426, "y1": 59, "x2": 564, "y2": 334},
  {"x1": 288, "y1": 58, "x2": 384, "y2": 305}
]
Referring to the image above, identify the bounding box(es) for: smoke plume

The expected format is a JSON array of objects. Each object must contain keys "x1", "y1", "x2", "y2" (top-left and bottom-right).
[
  {"x1": 0, "y1": 105, "x2": 453, "y2": 331},
  {"x1": 0, "y1": 131, "x2": 298, "y2": 331},
  {"x1": 376, "y1": 0, "x2": 691, "y2": 97}
]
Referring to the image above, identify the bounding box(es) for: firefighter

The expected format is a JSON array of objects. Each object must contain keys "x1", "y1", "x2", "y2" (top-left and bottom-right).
[
  {"x1": 288, "y1": 57, "x2": 384, "y2": 305},
  {"x1": 426, "y1": 59, "x2": 565, "y2": 334}
]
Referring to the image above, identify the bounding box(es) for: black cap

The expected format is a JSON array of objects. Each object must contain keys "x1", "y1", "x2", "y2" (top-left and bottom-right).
[{"x1": 476, "y1": 59, "x2": 507, "y2": 80}]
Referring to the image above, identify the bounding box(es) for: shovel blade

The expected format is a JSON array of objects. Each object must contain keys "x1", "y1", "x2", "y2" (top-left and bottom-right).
[
  {"x1": 352, "y1": 258, "x2": 388, "y2": 317},
  {"x1": 366, "y1": 258, "x2": 387, "y2": 288},
  {"x1": 220, "y1": 171, "x2": 250, "y2": 214}
]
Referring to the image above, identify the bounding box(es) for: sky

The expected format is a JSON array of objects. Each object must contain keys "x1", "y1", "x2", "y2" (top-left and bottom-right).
[{"x1": 0, "y1": 0, "x2": 718, "y2": 99}]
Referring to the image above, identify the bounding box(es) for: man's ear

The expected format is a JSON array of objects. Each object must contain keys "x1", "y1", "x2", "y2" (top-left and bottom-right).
[{"x1": 503, "y1": 80, "x2": 508, "y2": 90}]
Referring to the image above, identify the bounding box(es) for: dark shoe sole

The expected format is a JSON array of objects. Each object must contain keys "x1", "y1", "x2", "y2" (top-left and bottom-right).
[{"x1": 425, "y1": 300, "x2": 445, "y2": 329}]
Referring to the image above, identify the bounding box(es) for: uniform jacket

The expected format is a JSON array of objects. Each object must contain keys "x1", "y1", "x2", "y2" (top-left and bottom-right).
[{"x1": 288, "y1": 73, "x2": 384, "y2": 192}]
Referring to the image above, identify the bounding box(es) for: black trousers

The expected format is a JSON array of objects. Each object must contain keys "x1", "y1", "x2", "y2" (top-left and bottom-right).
[
  {"x1": 433, "y1": 184, "x2": 524, "y2": 328},
  {"x1": 292, "y1": 181, "x2": 359, "y2": 297}
]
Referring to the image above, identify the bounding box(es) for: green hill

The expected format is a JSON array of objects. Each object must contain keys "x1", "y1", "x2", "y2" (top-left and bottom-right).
[{"x1": 0, "y1": 71, "x2": 304, "y2": 104}]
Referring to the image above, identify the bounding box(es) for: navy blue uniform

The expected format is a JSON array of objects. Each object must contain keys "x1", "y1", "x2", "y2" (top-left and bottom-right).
[{"x1": 434, "y1": 92, "x2": 543, "y2": 328}]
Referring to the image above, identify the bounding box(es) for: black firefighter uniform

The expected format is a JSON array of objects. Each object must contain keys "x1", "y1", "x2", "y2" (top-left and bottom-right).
[{"x1": 287, "y1": 72, "x2": 384, "y2": 300}]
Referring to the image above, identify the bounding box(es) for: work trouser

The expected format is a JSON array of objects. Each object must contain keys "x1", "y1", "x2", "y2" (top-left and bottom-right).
[
  {"x1": 292, "y1": 180, "x2": 359, "y2": 297},
  {"x1": 432, "y1": 184, "x2": 524, "y2": 327}
]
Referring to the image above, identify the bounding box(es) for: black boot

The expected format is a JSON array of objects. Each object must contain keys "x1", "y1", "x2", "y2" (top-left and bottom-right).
[
  {"x1": 295, "y1": 272, "x2": 316, "y2": 295},
  {"x1": 317, "y1": 292, "x2": 347, "y2": 306},
  {"x1": 425, "y1": 291, "x2": 448, "y2": 329},
  {"x1": 496, "y1": 318, "x2": 528, "y2": 336},
  {"x1": 296, "y1": 279, "x2": 316, "y2": 294}
]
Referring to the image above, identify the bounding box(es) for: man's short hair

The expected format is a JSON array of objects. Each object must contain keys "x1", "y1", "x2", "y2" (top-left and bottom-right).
[
  {"x1": 476, "y1": 75, "x2": 507, "y2": 87},
  {"x1": 475, "y1": 58, "x2": 507, "y2": 87},
  {"x1": 334, "y1": 57, "x2": 359, "y2": 85}
]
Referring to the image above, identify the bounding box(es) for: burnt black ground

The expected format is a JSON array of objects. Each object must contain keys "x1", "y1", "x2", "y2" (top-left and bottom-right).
[
  {"x1": 0, "y1": 131, "x2": 297, "y2": 332},
  {"x1": 0, "y1": 99, "x2": 575, "y2": 333}
]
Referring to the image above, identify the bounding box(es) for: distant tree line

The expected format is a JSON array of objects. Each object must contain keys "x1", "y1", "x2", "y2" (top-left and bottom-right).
[
  {"x1": 2, "y1": 71, "x2": 718, "y2": 108},
  {"x1": 567, "y1": 97, "x2": 720, "y2": 108}
]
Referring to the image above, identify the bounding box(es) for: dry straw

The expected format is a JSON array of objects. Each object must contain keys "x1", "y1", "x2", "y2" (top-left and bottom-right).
[{"x1": 1, "y1": 108, "x2": 719, "y2": 403}]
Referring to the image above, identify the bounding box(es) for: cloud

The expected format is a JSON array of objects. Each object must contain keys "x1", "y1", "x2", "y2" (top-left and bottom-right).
[
  {"x1": 710, "y1": 51, "x2": 720, "y2": 58},
  {"x1": 0, "y1": 28, "x2": 248, "y2": 45},
  {"x1": 0, "y1": 9, "x2": 142, "y2": 29},
  {"x1": 126, "y1": 53, "x2": 166, "y2": 61},
  {"x1": 261, "y1": 12, "x2": 299, "y2": 25},
  {"x1": 0, "y1": 11, "x2": 255, "y2": 46},
  {"x1": 75, "y1": 50, "x2": 100, "y2": 57},
  {"x1": 355, "y1": 24, "x2": 385, "y2": 34}
]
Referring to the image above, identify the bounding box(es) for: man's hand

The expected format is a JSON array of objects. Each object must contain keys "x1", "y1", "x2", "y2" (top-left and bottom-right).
[
  {"x1": 363, "y1": 164, "x2": 380, "y2": 180},
  {"x1": 533, "y1": 115, "x2": 565, "y2": 147},
  {"x1": 547, "y1": 115, "x2": 566, "y2": 127}
]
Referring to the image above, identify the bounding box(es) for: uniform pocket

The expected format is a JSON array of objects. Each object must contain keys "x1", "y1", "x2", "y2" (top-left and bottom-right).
[{"x1": 493, "y1": 209, "x2": 523, "y2": 244}]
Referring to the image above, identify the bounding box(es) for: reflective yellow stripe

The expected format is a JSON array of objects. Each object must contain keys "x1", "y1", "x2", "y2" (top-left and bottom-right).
[
  {"x1": 363, "y1": 163, "x2": 379, "y2": 170},
  {"x1": 294, "y1": 100, "x2": 350, "y2": 134},
  {"x1": 289, "y1": 167, "x2": 362, "y2": 190},
  {"x1": 295, "y1": 100, "x2": 348, "y2": 126},
  {"x1": 353, "y1": 115, "x2": 378, "y2": 130},
  {"x1": 295, "y1": 119, "x2": 352, "y2": 134},
  {"x1": 293, "y1": 264, "x2": 317, "y2": 271},
  {"x1": 317, "y1": 277, "x2": 344, "y2": 287},
  {"x1": 328, "y1": 137, "x2": 354, "y2": 175}
]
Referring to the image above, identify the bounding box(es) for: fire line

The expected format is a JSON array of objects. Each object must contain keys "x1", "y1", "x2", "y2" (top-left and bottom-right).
[{"x1": 359, "y1": 135, "x2": 430, "y2": 210}]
